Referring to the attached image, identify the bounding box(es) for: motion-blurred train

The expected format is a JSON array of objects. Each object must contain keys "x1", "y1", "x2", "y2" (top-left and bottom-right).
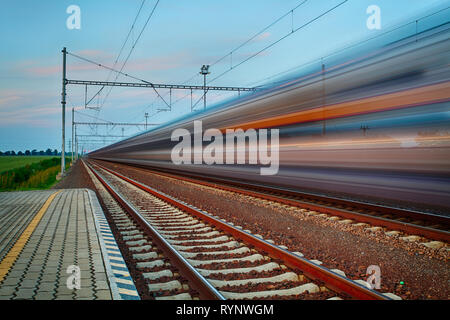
[{"x1": 90, "y1": 21, "x2": 450, "y2": 211}]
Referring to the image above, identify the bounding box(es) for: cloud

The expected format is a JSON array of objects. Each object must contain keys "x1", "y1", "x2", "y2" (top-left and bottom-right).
[
  {"x1": 120, "y1": 53, "x2": 187, "y2": 73},
  {"x1": 12, "y1": 49, "x2": 113, "y2": 77},
  {"x1": 25, "y1": 65, "x2": 60, "y2": 76},
  {"x1": 13, "y1": 50, "x2": 190, "y2": 79},
  {"x1": 24, "y1": 63, "x2": 104, "y2": 76},
  {"x1": 255, "y1": 32, "x2": 271, "y2": 41},
  {"x1": 0, "y1": 105, "x2": 60, "y2": 127},
  {"x1": 0, "y1": 89, "x2": 32, "y2": 108},
  {"x1": 0, "y1": 88, "x2": 61, "y2": 128},
  {"x1": 0, "y1": 95, "x2": 21, "y2": 107},
  {"x1": 75, "y1": 49, "x2": 113, "y2": 60}
]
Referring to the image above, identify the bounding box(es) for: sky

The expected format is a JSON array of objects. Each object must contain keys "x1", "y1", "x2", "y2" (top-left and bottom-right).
[{"x1": 0, "y1": 0, "x2": 447, "y2": 153}]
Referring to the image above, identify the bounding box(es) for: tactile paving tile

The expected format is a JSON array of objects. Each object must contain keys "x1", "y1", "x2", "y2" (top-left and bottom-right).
[{"x1": 87, "y1": 189, "x2": 140, "y2": 300}]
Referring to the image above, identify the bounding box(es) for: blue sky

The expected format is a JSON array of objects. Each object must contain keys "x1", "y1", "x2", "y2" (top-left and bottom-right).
[{"x1": 0, "y1": 0, "x2": 447, "y2": 152}]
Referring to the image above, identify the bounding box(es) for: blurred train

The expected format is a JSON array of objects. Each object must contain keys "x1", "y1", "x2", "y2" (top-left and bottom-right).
[{"x1": 90, "y1": 21, "x2": 450, "y2": 211}]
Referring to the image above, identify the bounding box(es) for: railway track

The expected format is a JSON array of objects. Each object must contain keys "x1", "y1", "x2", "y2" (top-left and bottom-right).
[
  {"x1": 84, "y1": 160, "x2": 397, "y2": 300},
  {"x1": 84, "y1": 162, "x2": 204, "y2": 300},
  {"x1": 97, "y1": 162, "x2": 450, "y2": 246}
]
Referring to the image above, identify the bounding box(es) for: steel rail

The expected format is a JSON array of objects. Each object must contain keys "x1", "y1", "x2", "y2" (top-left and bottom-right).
[
  {"x1": 84, "y1": 161, "x2": 225, "y2": 300},
  {"x1": 107, "y1": 163, "x2": 450, "y2": 243},
  {"x1": 91, "y1": 161, "x2": 389, "y2": 300}
]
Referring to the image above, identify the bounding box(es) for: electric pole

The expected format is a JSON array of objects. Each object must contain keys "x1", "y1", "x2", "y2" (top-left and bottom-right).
[
  {"x1": 72, "y1": 107, "x2": 74, "y2": 162},
  {"x1": 61, "y1": 47, "x2": 67, "y2": 174},
  {"x1": 75, "y1": 124, "x2": 78, "y2": 160},
  {"x1": 145, "y1": 112, "x2": 149, "y2": 130}
]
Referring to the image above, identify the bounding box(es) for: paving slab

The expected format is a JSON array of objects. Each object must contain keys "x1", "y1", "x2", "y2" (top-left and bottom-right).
[{"x1": 0, "y1": 189, "x2": 139, "y2": 300}]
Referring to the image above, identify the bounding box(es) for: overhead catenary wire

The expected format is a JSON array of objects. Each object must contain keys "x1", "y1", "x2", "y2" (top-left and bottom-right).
[
  {"x1": 208, "y1": 0, "x2": 348, "y2": 84},
  {"x1": 127, "y1": 67, "x2": 204, "y2": 122},
  {"x1": 157, "y1": 0, "x2": 309, "y2": 97},
  {"x1": 66, "y1": 49, "x2": 171, "y2": 110},
  {"x1": 74, "y1": 110, "x2": 114, "y2": 124},
  {"x1": 100, "y1": 0, "x2": 161, "y2": 111},
  {"x1": 129, "y1": 1, "x2": 310, "y2": 118},
  {"x1": 134, "y1": 0, "x2": 346, "y2": 117},
  {"x1": 86, "y1": 0, "x2": 147, "y2": 108},
  {"x1": 208, "y1": 0, "x2": 308, "y2": 69},
  {"x1": 245, "y1": 5, "x2": 450, "y2": 89},
  {"x1": 72, "y1": 0, "x2": 349, "y2": 137}
]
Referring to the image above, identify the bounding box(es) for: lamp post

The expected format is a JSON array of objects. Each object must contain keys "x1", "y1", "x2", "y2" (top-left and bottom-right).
[{"x1": 200, "y1": 65, "x2": 210, "y2": 110}]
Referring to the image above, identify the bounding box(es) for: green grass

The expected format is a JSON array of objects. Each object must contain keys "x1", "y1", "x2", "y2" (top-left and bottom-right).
[
  {"x1": 0, "y1": 156, "x2": 57, "y2": 174},
  {"x1": 0, "y1": 157, "x2": 71, "y2": 192}
]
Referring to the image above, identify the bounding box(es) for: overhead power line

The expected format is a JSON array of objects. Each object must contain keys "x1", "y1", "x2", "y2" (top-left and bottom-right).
[
  {"x1": 86, "y1": 0, "x2": 147, "y2": 108},
  {"x1": 209, "y1": 0, "x2": 308, "y2": 69},
  {"x1": 107, "y1": 0, "x2": 147, "y2": 79},
  {"x1": 209, "y1": 0, "x2": 348, "y2": 84},
  {"x1": 129, "y1": 0, "x2": 310, "y2": 118},
  {"x1": 67, "y1": 50, "x2": 172, "y2": 109},
  {"x1": 246, "y1": 5, "x2": 450, "y2": 88},
  {"x1": 100, "y1": 0, "x2": 161, "y2": 110},
  {"x1": 138, "y1": 0, "x2": 347, "y2": 117},
  {"x1": 74, "y1": 110, "x2": 114, "y2": 124}
]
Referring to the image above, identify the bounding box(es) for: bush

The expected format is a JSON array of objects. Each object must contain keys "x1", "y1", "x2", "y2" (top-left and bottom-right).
[
  {"x1": 0, "y1": 157, "x2": 71, "y2": 191},
  {"x1": 20, "y1": 166, "x2": 60, "y2": 189}
]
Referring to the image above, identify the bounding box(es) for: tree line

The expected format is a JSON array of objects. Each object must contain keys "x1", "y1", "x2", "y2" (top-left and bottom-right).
[{"x1": 0, "y1": 149, "x2": 61, "y2": 156}]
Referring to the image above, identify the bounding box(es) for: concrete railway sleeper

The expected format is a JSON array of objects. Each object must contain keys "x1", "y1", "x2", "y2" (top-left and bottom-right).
[
  {"x1": 84, "y1": 160, "x2": 401, "y2": 300},
  {"x1": 84, "y1": 162, "x2": 198, "y2": 300}
]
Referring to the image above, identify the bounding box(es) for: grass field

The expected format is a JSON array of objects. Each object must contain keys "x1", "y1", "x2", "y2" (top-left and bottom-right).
[
  {"x1": 0, "y1": 156, "x2": 71, "y2": 191},
  {"x1": 0, "y1": 156, "x2": 57, "y2": 173}
]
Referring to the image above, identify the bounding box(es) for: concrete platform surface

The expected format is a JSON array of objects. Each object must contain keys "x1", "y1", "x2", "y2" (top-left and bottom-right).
[{"x1": 0, "y1": 189, "x2": 139, "y2": 300}]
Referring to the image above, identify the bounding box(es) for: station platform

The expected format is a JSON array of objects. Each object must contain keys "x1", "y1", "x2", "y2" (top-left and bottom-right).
[{"x1": 0, "y1": 189, "x2": 139, "y2": 300}]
